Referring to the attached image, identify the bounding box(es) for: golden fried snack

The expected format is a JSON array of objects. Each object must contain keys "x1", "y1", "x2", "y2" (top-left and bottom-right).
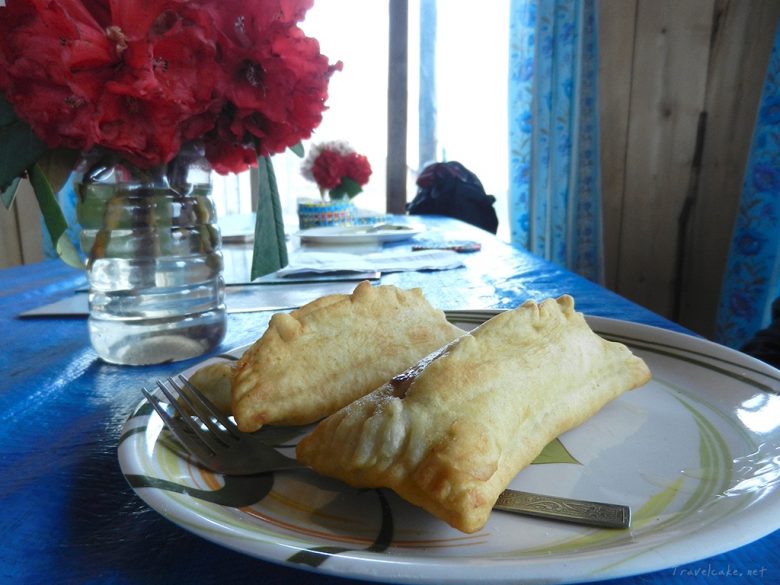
[
  {"x1": 232, "y1": 281, "x2": 464, "y2": 432},
  {"x1": 188, "y1": 362, "x2": 235, "y2": 417},
  {"x1": 296, "y1": 295, "x2": 651, "y2": 533}
]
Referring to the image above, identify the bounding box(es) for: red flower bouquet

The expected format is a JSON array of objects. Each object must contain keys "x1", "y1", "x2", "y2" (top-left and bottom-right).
[
  {"x1": 0, "y1": 0, "x2": 341, "y2": 174},
  {"x1": 0, "y1": 0, "x2": 341, "y2": 270},
  {"x1": 301, "y1": 141, "x2": 372, "y2": 200}
]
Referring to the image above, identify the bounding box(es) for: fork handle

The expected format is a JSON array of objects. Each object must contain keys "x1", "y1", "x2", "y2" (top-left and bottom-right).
[{"x1": 494, "y1": 489, "x2": 631, "y2": 529}]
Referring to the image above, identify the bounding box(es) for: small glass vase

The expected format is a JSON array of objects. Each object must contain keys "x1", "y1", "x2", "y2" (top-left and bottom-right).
[{"x1": 74, "y1": 142, "x2": 226, "y2": 366}]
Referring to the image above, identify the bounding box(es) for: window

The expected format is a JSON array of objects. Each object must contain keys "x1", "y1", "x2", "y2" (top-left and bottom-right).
[
  {"x1": 420, "y1": 1, "x2": 509, "y2": 239},
  {"x1": 216, "y1": 1, "x2": 509, "y2": 239},
  {"x1": 228, "y1": 0, "x2": 386, "y2": 224}
]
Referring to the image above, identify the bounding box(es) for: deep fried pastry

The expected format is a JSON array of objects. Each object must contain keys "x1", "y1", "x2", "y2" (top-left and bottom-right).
[
  {"x1": 232, "y1": 281, "x2": 464, "y2": 432},
  {"x1": 296, "y1": 295, "x2": 651, "y2": 533},
  {"x1": 188, "y1": 362, "x2": 235, "y2": 417}
]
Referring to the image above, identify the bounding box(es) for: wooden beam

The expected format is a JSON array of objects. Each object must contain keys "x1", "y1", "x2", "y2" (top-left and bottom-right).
[
  {"x1": 386, "y1": 0, "x2": 408, "y2": 214},
  {"x1": 599, "y1": 0, "x2": 638, "y2": 293}
]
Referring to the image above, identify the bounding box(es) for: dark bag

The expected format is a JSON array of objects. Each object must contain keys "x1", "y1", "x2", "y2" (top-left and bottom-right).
[{"x1": 406, "y1": 161, "x2": 499, "y2": 234}]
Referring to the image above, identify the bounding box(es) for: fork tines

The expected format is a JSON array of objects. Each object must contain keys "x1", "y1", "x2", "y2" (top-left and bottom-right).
[{"x1": 142, "y1": 376, "x2": 239, "y2": 460}]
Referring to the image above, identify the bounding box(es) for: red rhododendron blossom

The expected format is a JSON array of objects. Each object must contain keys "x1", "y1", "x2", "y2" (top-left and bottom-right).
[
  {"x1": 116, "y1": 14, "x2": 219, "y2": 107},
  {"x1": 199, "y1": 0, "x2": 341, "y2": 169},
  {"x1": 0, "y1": 0, "x2": 339, "y2": 173},
  {"x1": 203, "y1": 117, "x2": 259, "y2": 175}
]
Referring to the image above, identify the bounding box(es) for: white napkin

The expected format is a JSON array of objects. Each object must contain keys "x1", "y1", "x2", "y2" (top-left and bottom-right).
[{"x1": 275, "y1": 249, "x2": 464, "y2": 277}]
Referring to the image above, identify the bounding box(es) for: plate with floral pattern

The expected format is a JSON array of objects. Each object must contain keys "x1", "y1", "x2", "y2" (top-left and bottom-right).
[{"x1": 118, "y1": 311, "x2": 780, "y2": 584}]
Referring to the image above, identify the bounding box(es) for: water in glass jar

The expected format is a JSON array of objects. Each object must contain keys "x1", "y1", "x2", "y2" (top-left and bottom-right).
[{"x1": 78, "y1": 181, "x2": 226, "y2": 365}]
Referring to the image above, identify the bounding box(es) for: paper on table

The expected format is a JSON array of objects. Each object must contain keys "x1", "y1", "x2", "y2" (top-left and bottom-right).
[
  {"x1": 226, "y1": 282, "x2": 360, "y2": 313},
  {"x1": 19, "y1": 281, "x2": 364, "y2": 318},
  {"x1": 276, "y1": 249, "x2": 463, "y2": 277},
  {"x1": 252, "y1": 270, "x2": 380, "y2": 284}
]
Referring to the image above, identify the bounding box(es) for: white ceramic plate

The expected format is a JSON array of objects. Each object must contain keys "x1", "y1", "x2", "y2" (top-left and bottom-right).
[
  {"x1": 296, "y1": 224, "x2": 422, "y2": 245},
  {"x1": 118, "y1": 312, "x2": 780, "y2": 585}
]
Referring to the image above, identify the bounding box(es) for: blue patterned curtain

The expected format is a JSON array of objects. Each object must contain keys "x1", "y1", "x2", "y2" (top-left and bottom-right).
[
  {"x1": 508, "y1": 0, "x2": 603, "y2": 283},
  {"x1": 715, "y1": 23, "x2": 780, "y2": 349}
]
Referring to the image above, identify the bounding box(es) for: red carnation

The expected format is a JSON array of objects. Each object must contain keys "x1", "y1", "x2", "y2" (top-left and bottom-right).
[
  {"x1": 301, "y1": 141, "x2": 372, "y2": 200},
  {"x1": 343, "y1": 152, "x2": 372, "y2": 185},
  {"x1": 311, "y1": 149, "x2": 345, "y2": 190}
]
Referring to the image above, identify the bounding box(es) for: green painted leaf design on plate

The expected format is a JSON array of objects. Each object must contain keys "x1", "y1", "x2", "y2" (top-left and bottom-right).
[{"x1": 533, "y1": 438, "x2": 580, "y2": 465}]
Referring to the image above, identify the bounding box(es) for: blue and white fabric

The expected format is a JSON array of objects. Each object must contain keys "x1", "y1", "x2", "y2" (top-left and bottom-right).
[
  {"x1": 508, "y1": 0, "x2": 603, "y2": 283},
  {"x1": 716, "y1": 23, "x2": 780, "y2": 349}
]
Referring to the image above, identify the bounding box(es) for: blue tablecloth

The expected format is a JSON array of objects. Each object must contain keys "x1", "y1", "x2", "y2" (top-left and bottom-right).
[{"x1": 0, "y1": 215, "x2": 776, "y2": 585}]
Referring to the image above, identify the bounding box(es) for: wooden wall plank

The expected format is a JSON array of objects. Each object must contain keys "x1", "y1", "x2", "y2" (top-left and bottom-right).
[
  {"x1": 0, "y1": 179, "x2": 44, "y2": 268},
  {"x1": 678, "y1": 0, "x2": 780, "y2": 337},
  {"x1": 0, "y1": 204, "x2": 23, "y2": 269},
  {"x1": 615, "y1": 0, "x2": 715, "y2": 318},
  {"x1": 15, "y1": 179, "x2": 44, "y2": 264},
  {"x1": 599, "y1": 0, "x2": 638, "y2": 292}
]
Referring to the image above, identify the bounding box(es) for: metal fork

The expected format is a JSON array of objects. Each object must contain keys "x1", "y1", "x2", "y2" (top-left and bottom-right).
[
  {"x1": 143, "y1": 376, "x2": 631, "y2": 529},
  {"x1": 142, "y1": 376, "x2": 303, "y2": 475}
]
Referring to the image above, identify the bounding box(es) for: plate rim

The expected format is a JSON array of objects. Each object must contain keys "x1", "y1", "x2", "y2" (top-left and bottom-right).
[
  {"x1": 118, "y1": 312, "x2": 780, "y2": 585},
  {"x1": 295, "y1": 224, "x2": 422, "y2": 243}
]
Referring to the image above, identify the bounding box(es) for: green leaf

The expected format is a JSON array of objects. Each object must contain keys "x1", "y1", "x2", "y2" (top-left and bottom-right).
[
  {"x1": 54, "y1": 233, "x2": 83, "y2": 269},
  {"x1": 0, "y1": 96, "x2": 48, "y2": 192},
  {"x1": 0, "y1": 94, "x2": 18, "y2": 125},
  {"x1": 1, "y1": 176, "x2": 20, "y2": 209},
  {"x1": 531, "y1": 438, "x2": 580, "y2": 465},
  {"x1": 28, "y1": 164, "x2": 83, "y2": 269},
  {"x1": 289, "y1": 142, "x2": 305, "y2": 158},
  {"x1": 329, "y1": 177, "x2": 362, "y2": 200},
  {"x1": 250, "y1": 156, "x2": 289, "y2": 279}
]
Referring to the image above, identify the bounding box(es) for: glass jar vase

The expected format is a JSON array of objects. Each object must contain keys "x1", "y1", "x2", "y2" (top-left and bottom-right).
[{"x1": 75, "y1": 142, "x2": 226, "y2": 365}]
